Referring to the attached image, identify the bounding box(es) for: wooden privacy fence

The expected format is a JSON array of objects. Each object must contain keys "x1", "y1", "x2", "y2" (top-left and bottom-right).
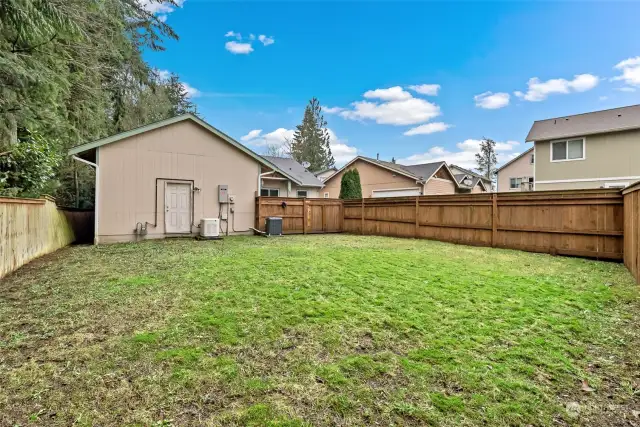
[
  {"x1": 343, "y1": 190, "x2": 623, "y2": 260},
  {"x1": 0, "y1": 196, "x2": 94, "y2": 278},
  {"x1": 623, "y1": 183, "x2": 640, "y2": 282},
  {"x1": 255, "y1": 197, "x2": 343, "y2": 234}
]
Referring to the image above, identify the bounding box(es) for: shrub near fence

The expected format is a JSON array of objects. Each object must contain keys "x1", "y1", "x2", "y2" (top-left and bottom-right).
[{"x1": 0, "y1": 196, "x2": 93, "y2": 278}]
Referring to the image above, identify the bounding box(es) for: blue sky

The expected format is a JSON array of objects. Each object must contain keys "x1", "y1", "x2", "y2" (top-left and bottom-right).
[{"x1": 143, "y1": 1, "x2": 640, "y2": 168}]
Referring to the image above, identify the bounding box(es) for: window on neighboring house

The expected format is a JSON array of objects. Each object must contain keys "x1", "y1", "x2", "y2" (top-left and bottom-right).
[
  {"x1": 324, "y1": 192, "x2": 329, "y2": 198},
  {"x1": 551, "y1": 138, "x2": 584, "y2": 161},
  {"x1": 260, "y1": 188, "x2": 279, "y2": 197},
  {"x1": 297, "y1": 190, "x2": 308, "y2": 198},
  {"x1": 509, "y1": 177, "x2": 522, "y2": 189},
  {"x1": 530, "y1": 153, "x2": 535, "y2": 164}
]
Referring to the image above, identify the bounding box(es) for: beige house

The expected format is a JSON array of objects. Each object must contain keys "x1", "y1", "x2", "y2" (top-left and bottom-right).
[
  {"x1": 313, "y1": 167, "x2": 337, "y2": 183},
  {"x1": 69, "y1": 114, "x2": 323, "y2": 243},
  {"x1": 322, "y1": 156, "x2": 483, "y2": 198},
  {"x1": 527, "y1": 104, "x2": 640, "y2": 190},
  {"x1": 496, "y1": 148, "x2": 534, "y2": 192},
  {"x1": 261, "y1": 156, "x2": 324, "y2": 198}
]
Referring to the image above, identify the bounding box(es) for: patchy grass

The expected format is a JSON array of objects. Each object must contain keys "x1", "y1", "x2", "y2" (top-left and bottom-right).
[{"x1": 0, "y1": 235, "x2": 639, "y2": 426}]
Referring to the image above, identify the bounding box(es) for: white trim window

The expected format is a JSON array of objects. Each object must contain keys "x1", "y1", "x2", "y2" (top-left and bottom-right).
[
  {"x1": 551, "y1": 138, "x2": 585, "y2": 162},
  {"x1": 260, "y1": 188, "x2": 279, "y2": 197},
  {"x1": 297, "y1": 190, "x2": 308, "y2": 198},
  {"x1": 324, "y1": 192, "x2": 329, "y2": 198},
  {"x1": 509, "y1": 177, "x2": 523, "y2": 190},
  {"x1": 530, "y1": 153, "x2": 535, "y2": 164}
]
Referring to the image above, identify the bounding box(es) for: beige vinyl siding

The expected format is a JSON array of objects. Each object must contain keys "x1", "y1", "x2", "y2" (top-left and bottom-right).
[
  {"x1": 322, "y1": 159, "x2": 417, "y2": 198},
  {"x1": 535, "y1": 129, "x2": 640, "y2": 190},
  {"x1": 315, "y1": 170, "x2": 336, "y2": 181},
  {"x1": 424, "y1": 177, "x2": 456, "y2": 195},
  {"x1": 471, "y1": 184, "x2": 485, "y2": 193},
  {"x1": 497, "y1": 150, "x2": 534, "y2": 192},
  {"x1": 97, "y1": 120, "x2": 260, "y2": 243}
]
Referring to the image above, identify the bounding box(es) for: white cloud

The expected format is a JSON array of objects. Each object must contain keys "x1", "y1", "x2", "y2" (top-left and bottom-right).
[
  {"x1": 515, "y1": 74, "x2": 599, "y2": 102},
  {"x1": 224, "y1": 30, "x2": 242, "y2": 40},
  {"x1": 617, "y1": 86, "x2": 637, "y2": 93},
  {"x1": 225, "y1": 41, "x2": 254, "y2": 54},
  {"x1": 243, "y1": 127, "x2": 357, "y2": 165},
  {"x1": 249, "y1": 33, "x2": 256, "y2": 40},
  {"x1": 340, "y1": 97, "x2": 441, "y2": 125},
  {"x1": 474, "y1": 91, "x2": 510, "y2": 109},
  {"x1": 181, "y1": 82, "x2": 200, "y2": 98},
  {"x1": 403, "y1": 122, "x2": 452, "y2": 136},
  {"x1": 258, "y1": 34, "x2": 275, "y2": 46},
  {"x1": 363, "y1": 86, "x2": 412, "y2": 101},
  {"x1": 155, "y1": 69, "x2": 171, "y2": 80},
  {"x1": 323, "y1": 106, "x2": 345, "y2": 114},
  {"x1": 599, "y1": 96, "x2": 608, "y2": 101},
  {"x1": 407, "y1": 84, "x2": 440, "y2": 96},
  {"x1": 241, "y1": 129, "x2": 262, "y2": 142},
  {"x1": 138, "y1": 0, "x2": 184, "y2": 21},
  {"x1": 612, "y1": 56, "x2": 640, "y2": 87},
  {"x1": 398, "y1": 138, "x2": 520, "y2": 169}
]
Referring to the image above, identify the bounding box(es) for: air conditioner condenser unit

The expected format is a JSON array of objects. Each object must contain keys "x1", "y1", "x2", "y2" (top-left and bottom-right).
[{"x1": 199, "y1": 218, "x2": 222, "y2": 240}]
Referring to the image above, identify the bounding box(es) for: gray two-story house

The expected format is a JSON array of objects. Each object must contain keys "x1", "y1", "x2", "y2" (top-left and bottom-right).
[{"x1": 526, "y1": 104, "x2": 640, "y2": 190}]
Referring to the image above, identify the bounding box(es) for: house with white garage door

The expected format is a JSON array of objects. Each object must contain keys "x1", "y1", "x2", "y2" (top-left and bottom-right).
[{"x1": 321, "y1": 156, "x2": 482, "y2": 198}]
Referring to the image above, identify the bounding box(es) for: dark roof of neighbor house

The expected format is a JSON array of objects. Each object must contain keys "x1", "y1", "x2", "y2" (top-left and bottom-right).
[
  {"x1": 525, "y1": 104, "x2": 640, "y2": 142},
  {"x1": 358, "y1": 156, "x2": 448, "y2": 182},
  {"x1": 262, "y1": 156, "x2": 324, "y2": 187},
  {"x1": 495, "y1": 147, "x2": 534, "y2": 173},
  {"x1": 449, "y1": 164, "x2": 491, "y2": 184},
  {"x1": 454, "y1": 174, "x2": 486, "y2": 190}
]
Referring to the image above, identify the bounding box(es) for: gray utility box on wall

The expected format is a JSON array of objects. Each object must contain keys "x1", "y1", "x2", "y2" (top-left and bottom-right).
[{"x1": 265, "y1": 217, "x2": 283, "y2": 236}]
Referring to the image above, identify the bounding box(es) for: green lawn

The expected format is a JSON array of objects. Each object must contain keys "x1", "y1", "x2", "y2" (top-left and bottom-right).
[{"x1": 1, "y1": 235, "x2": 639, "y2": 426}]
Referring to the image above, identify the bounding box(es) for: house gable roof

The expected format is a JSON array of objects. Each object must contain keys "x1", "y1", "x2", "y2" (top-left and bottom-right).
[
  {"x1": 262, "y1": 156, "x2": 324, "y2": 187},
  {"x1": 325, "y1": 156, "x2": 459, "y2": 188},
  {"x1": 495, "y1": 147, "x2": 534, "y2": 173},
  {"x1": 68, "y1": 114, "x2": 305, "y2": 186},
  {"x1": 525, "y1": 104, "x2": 640, "y2": 142},
  {"x1": 449, "y1": 164, "x2": 491, "y2": 184}
]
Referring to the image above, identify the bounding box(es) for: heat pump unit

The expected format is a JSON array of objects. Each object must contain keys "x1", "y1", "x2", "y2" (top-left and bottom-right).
[{"x1": 200, "y1": 218, "x2": 220, "y2": 238}]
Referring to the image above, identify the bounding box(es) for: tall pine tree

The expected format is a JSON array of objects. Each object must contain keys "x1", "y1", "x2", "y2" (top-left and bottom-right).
[
  {"x1": 289, "y1": 98, "x2": 334, "y2": 171},
  {"x1": 475, "y1": 137, "x2": 498, "y2": 181}
]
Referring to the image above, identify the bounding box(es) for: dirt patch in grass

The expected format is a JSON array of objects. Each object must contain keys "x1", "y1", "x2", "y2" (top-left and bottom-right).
[{"x1": 0, "y1": 235, "x2": 639, "y2": 426}]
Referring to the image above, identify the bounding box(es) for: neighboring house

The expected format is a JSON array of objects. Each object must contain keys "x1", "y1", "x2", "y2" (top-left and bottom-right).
[
  {"x1": 453, "y1": 173, "x2": 489, "y2": 193},
  {"x1": 68, "y1": 114, "x2": 322, "y2": 243},
  {"x1": 261, "y1": 156, "x2": 324, "y2": 198},
  {"x1": 495, "y1": 148, "x2": 535, "y2": 192},
  {"x1": 313, "y1": 167, "x2": 338, "y2": 183},
  {"x1": 526, "y1": 104, "x2": 640, "y2": 190},
  {"x1": 449, "y1": 164, "x2": 492, "y2": 192},
  {"x1": 322, "y1": 156, "x2": 464, "y2": 198}
]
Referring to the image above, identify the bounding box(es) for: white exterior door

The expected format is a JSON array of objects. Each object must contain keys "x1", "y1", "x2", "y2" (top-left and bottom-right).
[
  {"x1": 372, "y1": 188, "x2": 422, "y2": 198},
  {"x1": 165, "y1": 183, "x2": 192, "y2": 233}
]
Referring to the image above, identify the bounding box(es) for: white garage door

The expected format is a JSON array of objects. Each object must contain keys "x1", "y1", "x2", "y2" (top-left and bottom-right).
[{"x1": 372, "y1": 188, "x2": 422, "y2": 198}]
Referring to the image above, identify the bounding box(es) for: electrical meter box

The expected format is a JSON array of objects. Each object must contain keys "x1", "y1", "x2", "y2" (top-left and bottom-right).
[{"x1": 218, "y1": 184, "x2": 228, "y2": 203}]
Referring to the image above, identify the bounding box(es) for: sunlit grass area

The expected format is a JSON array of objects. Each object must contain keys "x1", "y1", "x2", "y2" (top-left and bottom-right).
[{"x1": 1, "y1": 235, "x2": 638, "y2": 426}]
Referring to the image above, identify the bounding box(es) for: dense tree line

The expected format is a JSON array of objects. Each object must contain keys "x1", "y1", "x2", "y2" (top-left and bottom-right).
[{"x1": 0, "y1": 0, "x2": 196, "y2": 205}]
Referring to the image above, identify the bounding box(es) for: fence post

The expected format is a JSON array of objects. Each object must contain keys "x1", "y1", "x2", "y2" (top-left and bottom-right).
[
  {"x1": 415, "y1": 196, "x2": 420, "y2": 237},
  {"x1": 361, "y1": 198, "x2": 365, "y2": 235},
  {"x1": 256, "y1": 197, "x2": 261, "y2": 230},
  {"x1": 303, "y1": 198, "x2": 308, "y2": 234},
  {"x1": 491, "y1": 193, "x2": 498, "y2": 247}
]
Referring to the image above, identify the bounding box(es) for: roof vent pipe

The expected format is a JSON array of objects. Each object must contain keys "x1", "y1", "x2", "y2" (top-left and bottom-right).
[{"x1": 376, "y1": 153, "x2": 379, "y2": 160}]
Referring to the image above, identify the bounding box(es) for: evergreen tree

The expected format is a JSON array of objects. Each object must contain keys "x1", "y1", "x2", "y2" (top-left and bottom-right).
[
  {"x1": 475, "y1": 137, "x2": 498, "y2": 181},
  {"x1": 339, "y1": 169, "x2": 362, "y2": 199},
  {"x1": 290, "y1": 98, "x2": 334, "y2": 171}
]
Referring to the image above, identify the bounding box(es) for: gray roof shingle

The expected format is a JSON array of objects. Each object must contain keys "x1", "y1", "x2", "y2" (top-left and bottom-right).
[
  {"x1": 262, "y1": 156, "x2": 324, "y2": 187},
  {"x1": 359, "y1": 156, "x2": 445, "y2": 181},
  {"x1": 526, "y1": 104, "x2": 640, "y2": 142}
]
